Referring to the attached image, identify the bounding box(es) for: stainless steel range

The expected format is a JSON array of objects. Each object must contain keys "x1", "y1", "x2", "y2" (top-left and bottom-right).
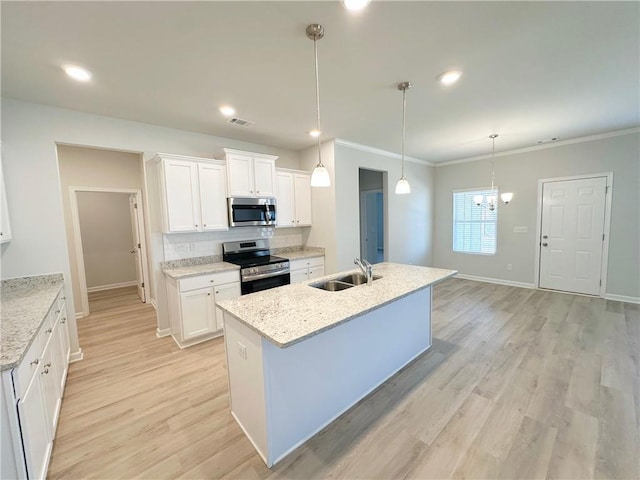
[{"x1": 222, "y1": 239, "x2": 290, "y2": 295}]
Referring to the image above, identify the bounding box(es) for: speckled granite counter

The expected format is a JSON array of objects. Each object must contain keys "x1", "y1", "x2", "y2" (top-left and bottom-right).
[
  {"x1": 276, "y1": 248, "x2": 324, "y2": 261},
  {"x1": 217, "y1": 262, "x2": 456, "y2": 348},
  {"x1": 163, "y1": 261, "x2": 240, "y2": 279},
  {"x1": 1, "y1": 274, "x2": 64, "y2": 371}
]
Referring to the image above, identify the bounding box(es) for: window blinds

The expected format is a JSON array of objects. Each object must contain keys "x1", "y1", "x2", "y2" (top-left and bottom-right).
[{"x1": 452, "y1": 189, "x2": 497, "y2": 255}]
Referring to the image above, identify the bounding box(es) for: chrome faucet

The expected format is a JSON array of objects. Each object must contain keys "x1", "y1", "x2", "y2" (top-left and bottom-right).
[{"x1": 354, "y1": 258, "x2": 373, "y2": 285}]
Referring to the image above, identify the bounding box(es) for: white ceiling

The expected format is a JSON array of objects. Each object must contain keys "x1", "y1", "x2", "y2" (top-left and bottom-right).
[{"x1": 2, "y1": 1, "x2": 638, "y2": 163}]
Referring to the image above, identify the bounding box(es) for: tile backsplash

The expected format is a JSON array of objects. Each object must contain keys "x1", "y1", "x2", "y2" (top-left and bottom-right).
[{"x1": 162, "y1": 228, "x2": 303, "y2": 261}]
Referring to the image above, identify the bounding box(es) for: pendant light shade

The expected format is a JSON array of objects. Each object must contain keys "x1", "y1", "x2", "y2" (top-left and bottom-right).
[
  {"x1": 307, "y1": 24, "x2": 330, "y2": 188},
  {"x1": 395, "y1": 82, "x2": 411, "y2": 195}
]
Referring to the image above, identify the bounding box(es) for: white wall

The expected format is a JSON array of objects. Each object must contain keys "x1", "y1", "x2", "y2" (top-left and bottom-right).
[
  {"x1": 58, "y1": 145, "x2": 143, "y2": 314},
  {"x1": 333, "y1": 143, "x2": 434, "y2": 272},
  {"x1": 77, "y1": 192, "x2": 136, "y2": 289},
  {"x1": 0, "y1": 98, "x2": 301, "y2": 356},
  {"x1": 432, "y1": 131, "x2": 640, "y2": 299}
]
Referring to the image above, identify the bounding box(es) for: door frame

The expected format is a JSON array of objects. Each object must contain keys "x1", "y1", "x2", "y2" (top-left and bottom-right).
[
  {"x1": 69, "y1": 186, "x2": 150, "y2": 316},
  {"x1": 533, "y1": 172, "x2": 613, "y2": 296},
  {"x1": 359, "y1": 188, "x2": 383, "y2": 262}
]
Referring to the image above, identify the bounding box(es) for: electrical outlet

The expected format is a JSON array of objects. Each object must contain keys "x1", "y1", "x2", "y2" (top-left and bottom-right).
[
  {"x1": 513, "y1": 226, "x2": 528, "y2": 234},
  {"x1": 237, "y1": 342, "x2": 247, "y2": 359},
  {"x1": 507, "y1": 264, "x2": 513, "y2": 271}
]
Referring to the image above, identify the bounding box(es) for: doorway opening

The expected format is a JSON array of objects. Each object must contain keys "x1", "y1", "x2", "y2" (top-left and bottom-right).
[
  {"x1": 70, "y1": 188, "x2": 149, "y2": 316},
  {"x1": 359, "y1": 168, "x2": 385, "y2": 264},
  {"x1": 535, "y1": 172, "x2": 612, "y2": 297}
]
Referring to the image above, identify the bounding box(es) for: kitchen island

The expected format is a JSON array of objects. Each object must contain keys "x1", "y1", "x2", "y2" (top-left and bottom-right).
[{"x1": 216, "y1": 262, "x2": 456, "y2": 467}]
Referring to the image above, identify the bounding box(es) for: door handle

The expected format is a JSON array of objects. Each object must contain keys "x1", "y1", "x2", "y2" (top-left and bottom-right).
[
  {"x1": 542, "y1": 235, "x2": 548, "y2": 239},
  {"x1": 130, "y1": 250, "x2": 135, "y2": 254},
  {"x1": 542, "y1": 243, "x2": 548, "y2": 247}
]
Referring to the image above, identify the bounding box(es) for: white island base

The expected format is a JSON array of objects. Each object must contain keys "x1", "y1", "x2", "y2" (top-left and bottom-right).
[{"x1": 223, "y1": 286, "x2": 432, "y2": 467}]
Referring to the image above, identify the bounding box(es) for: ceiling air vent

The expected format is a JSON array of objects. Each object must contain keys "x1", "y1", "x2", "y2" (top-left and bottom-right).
[{"x1": 227, "y1": 117, "x2": 255, "y2": 127}]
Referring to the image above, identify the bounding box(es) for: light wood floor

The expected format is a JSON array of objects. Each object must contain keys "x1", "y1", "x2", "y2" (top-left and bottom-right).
[{"x1": 48, "y1": 280, "x2": 640, "y2": 479}]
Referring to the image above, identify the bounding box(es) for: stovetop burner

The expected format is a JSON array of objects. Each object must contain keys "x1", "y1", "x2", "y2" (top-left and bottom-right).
[{"x1": 231, "y1": 255, "x2": 288, "y2": 269}]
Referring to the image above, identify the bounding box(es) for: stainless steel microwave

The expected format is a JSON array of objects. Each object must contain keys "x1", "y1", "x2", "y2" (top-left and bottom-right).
[{"x1": 227, "y1": 197, "x2": 277, "y2": 227}]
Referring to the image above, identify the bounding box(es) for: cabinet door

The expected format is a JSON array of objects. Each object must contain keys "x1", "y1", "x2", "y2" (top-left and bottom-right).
[
  {"x1": 290, "y1": 269, "x2": 309, "y2": 284},
  {"x1": 308, "y1": 266, "x2": 325, "y2": 281},
  {"x1": 294, "y1": 173, "x2": 312, "y2": 226},
  {"x1": 40, "y1": 336, "x2": 61, "y2": 437},
  {"x1": 17, "y1": 374, "x2": 50, "y2": 480},
  {"x1": 164, "y1": 160, "x2": 200, "y2": 232},
  {"x1": 198, "y1": 163, "x2": 228, "y2": 231},
  {"x1": 275, "y1": 172, "x2": 295, "y2": 227},
  {"x1": 54, "y1": 315, "x2": 70, "y2": 394},
  {"x1": 253, "y1": 158, "x2": 276, "y2": 196},
  {"x1": 180, "y1": 288, "x2": 216, "y2": 340},
  {"x1": 227, "y1": 154, "x2": 254, "y2": 197},
  {"x1": 0, "y1": 158, "x2": 12, "y2": 243},
  {"x1": 213, "y1": 282, "x2": 241, "y2": 330}
]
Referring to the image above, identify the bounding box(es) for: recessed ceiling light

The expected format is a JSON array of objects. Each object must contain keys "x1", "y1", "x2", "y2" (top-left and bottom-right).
[
  {"x1": 309, "y1": 129, "x2": 321, "y2": 138},
  {"x1": 219, "y1": 105, "x2": 236, "y2": 117},
  {"x1": 438, "y1": 70, "x2": 462, "y2": 86},
  {"x1": 63, "y1": 65, "x2": 92, "y2": 82},
  {"x1": 343, "y1": 0, "x2": 371, "y2": 11}
]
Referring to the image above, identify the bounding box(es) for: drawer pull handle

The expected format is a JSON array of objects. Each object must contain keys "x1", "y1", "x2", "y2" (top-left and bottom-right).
[
  {"x1": 45, "y1": 328, "x2": 52, "y2": 334},
  {"x1": 61, "y1": 318, "x2": 66, "y2": 324},
  {"x1": 31, "y1": 359, "x2": 40, "y2": 366},
  {"x1": 55, "y1": 309, "x2": 60, "y2": 314},
  {"x1": 45, "y1": 363, "x2": 52, "y2": 368},
  {"x1": 42, "y1": 368, "x2": 49, "y2": 375},
  {"x1": 207, "y1": 293, "x2": 211, "y2": 296}
]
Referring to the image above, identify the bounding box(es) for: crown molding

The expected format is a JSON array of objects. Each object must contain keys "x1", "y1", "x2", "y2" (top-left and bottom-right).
[
  {"x1": 334, "y1": 138, "x2": 434, "y2": 167},
  {"x1": 434, "y1": 127, "x2": 640, "y2": 167}
]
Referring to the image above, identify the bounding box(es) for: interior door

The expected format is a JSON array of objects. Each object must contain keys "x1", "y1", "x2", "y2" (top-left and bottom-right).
[
  {"x1": 539, "y1": 177, "x2": 606, "y2": 295},
  {"x1": 129, "y1": 195, "x2": 146, "y2": 302}
]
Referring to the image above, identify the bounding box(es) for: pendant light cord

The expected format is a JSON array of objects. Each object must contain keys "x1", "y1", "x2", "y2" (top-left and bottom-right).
[
  {"x1": 490, "y1": 135, "x2": 496, "y2": 191},
  {"x1": 313, "y1": 36, "x2": 322, "y2": 166},
  {"x1": 401, "y1": 87, "x2": 406, "y2": 178}
]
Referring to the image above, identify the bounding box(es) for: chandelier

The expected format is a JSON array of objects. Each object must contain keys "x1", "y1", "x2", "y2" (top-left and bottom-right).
[{"x1": 474, "y1": 134, "x2": 513, "y2": 211}]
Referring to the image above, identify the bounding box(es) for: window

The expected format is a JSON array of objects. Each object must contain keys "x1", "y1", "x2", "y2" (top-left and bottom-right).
[{"x1": 453, "y1": 189, "x2": 497, "y2": 255}]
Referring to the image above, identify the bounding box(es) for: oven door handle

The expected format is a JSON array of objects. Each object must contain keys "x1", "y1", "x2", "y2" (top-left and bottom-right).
[{"x1": 243, "y1": 269, "x2": 290, "y2": 282}]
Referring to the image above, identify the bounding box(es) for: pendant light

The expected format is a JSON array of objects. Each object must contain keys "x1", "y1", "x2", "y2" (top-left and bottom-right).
[
  {"x1": 473, "y1": 134, "x2": 514, "y2": 211},
  {"x1": 306, "y1": 24, "x2": 330, "y2": 188},
  {"x1": 395, "y1": 81, "x2": 411, "y2": 195}
]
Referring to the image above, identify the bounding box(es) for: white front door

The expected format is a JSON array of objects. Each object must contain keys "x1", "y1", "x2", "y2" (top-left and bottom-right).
[
  {"x1": 129, "y1": 195, "x2": 146, "y2": 302},
  {"x1": 539, "y1": 177, "x2": 607, "y2": 295}
]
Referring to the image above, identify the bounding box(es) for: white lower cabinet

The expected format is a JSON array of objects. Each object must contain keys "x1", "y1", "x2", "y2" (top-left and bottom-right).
[
  {"x1": 166, "y1": 270, "x2": 241, "y2": 348},
  {"x1": 289, "y1": 257, "x2": 325, "y2": 284},
  {"x1": 1, "y1": 289, "x2": 69, "y2": 480}
]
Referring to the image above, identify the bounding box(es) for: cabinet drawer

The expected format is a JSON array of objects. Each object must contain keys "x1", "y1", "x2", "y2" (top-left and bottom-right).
[
  {"x1": 178, "y1": 270, "x2": 240, "y2": 292},
  {"x1": 13, "y1": 314, "x2": 52, "y2": 400},
  {"x1": 290, "y1": 256, "x2": 324, "y2": 271}
]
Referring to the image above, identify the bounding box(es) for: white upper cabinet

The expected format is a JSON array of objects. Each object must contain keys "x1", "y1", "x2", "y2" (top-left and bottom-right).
[
  {"x1": 216, "y1": 148, "x2": 277, "y2": 197},
  {"x1": 275, "y1": 169, "x2": 312, "y2": 227},
  {"x1": 155, "y1": 153, "x2": 228, "y2": 234},
  {"x1": 0, "y1": 157, "x2": 12, "y2": 243}
]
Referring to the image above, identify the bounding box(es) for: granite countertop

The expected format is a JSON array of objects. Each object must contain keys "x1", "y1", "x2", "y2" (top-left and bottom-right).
[
  {"x1": 1, "y1": 274, "x2": 64, "y2": 371},
  {"x1": 163, "y1": 261, "x2": 240, "y2": 279},
  {"x1": 217, "y1": 263, "x2": 456, "y2": 348},
  {"x1": 278, "y1": 249, "x2": 325, "y2": 261}
]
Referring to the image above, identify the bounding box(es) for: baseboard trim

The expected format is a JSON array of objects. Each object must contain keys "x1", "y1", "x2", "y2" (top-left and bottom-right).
[
  {"x1": 156, "y1": 328, "x2": 172, "y2": 338},
  {"x1": 150, "y1": 298, "x2": 158, "y2": 310},
  {"x1": 604, "y1": 293, "x2": 640, "y2": 304},
  {"x1": 69, "y1": 349, "x2": 84, "y2": 363},
  {"x1": 455, "y1": 274, "x2": 535, "y2": 289},
  {"x1": 75, "y1": 312, "x2": 84, "y2": 320},
  {"x1": 87, "y1": 281, "x2": 138, "y2": 293}
]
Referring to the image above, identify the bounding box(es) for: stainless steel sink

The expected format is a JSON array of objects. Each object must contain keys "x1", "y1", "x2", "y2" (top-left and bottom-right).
[
  {"x1": 313, "y1": 280, "x2": 354, "y2": 291},
  {"x1": 336, "y1": 273, "x2": 382, "y2": 285},
  {"x1": 311, "y1": 274, "x2": 382, "y2": 291}
]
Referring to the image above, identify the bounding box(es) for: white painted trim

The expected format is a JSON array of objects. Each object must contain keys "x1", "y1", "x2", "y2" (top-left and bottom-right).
[
  {"x1": 604, "y1": 293, "x2": 640, "y2": 305},
  {"x1": 86, "y1": 280, "x2": 138, "y2": 293},
  {"x1": 335, "y1": 138, "x2": 434, "y2": 167},
  {"x1": 533, "y1": 172, "x2": 613, "y2": 299},
  {"x1": 75, "y1": 312, "x2": 84, "y2": 320},
  {"x1": 435, "y1": 127, "x2": 640, "y2": 167},
  {"x1": 231, "y1": 411, "x2": 270, "y2": 466},
  {"x1": 69, "y1": 349, "x2": 84, "y2": 363},
  {"x1": 155, "y1": 327, "x2": 171, "y2": 338},
  {"x1": 455, "y1": 273, "x2": 535, "y2": 289},
  {"x1": 150, "y1": 298, "x2": 158, "y2": 310}
]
